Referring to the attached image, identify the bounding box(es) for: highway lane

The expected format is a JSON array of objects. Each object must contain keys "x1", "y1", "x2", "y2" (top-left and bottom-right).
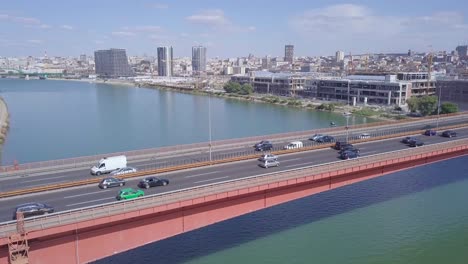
[
  {"x1": 0, "y1": 116, "x2": 467, "y2": 192},
  {"x1": 0, "y1": 127, "x2": 467, "y2": 222}
]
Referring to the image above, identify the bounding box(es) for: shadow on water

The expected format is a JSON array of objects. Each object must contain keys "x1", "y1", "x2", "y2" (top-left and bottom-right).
[{"x1": 95, "y1": 156, "x2": 468, "y2": 264}]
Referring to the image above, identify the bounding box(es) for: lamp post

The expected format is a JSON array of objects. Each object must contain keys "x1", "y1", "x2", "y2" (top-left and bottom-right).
[
  {"x1": 347, "y1": 80, "x2": 350, "y2": 106},
  {"x1": 208, "y1": 94, "x2": 212, "y2": 163},
  {"x1": 436, "y1": 84, "x2": 442, "y2": 129},
  {"x1": 345, "y1": 114, "x2": 350, "y2": 142}
]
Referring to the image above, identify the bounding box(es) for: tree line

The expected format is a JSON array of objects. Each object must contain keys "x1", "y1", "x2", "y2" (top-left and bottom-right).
[{"x1": 407, "y1": 96, "x2": 458, "y2": 116}]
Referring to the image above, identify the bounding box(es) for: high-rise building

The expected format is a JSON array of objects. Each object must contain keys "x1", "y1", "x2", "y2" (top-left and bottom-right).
[
  {"x1": 284, "y1": 45, "x2": 294, "y2": 64},
  {"x1": 80, "y1": 54, "x2": 87, "y2": 63},
  {"x1": 94, "y1": 48, "x2": 133, "y2": 77},
  {"x1": 456, "y1": 45, "x2": 468, "y2": 59},
  {"x1": 157, "y1": 46, "x2": 173, "y2": 77},
  {"x1": 262, "y1": 56, "x2": 271, "y2": 69},
  {"x1": 335, "y1": 51, "x2": 344, "y2": 62},
  {"x1": 192, "y1": 46, "x2": 207, "y2": 73}
]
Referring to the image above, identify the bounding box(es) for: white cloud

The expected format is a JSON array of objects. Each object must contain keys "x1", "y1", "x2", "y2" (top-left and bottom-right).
[
  {"x1": 180, "y1": 32, "x2": 189, "y2": 38},
  {"x1": 13, "y1": 16, "x2": 41, "y2": 24},
  {"x1": 122, "y1": 25, "x2": 162, "y2": 33},
  {"x1": 60, "y1": 25, "x2": 73, "y2": 30},
  {"x1": 94, "y1": 40, "x2": 104, "y2": 44},
  {"x1": 186, "y1": 9, "x2": 229, "y2": 27},
  {"x1": 289, "y1": 4, "x2": 468, "y2": 53},
  {"x1": 247, "y1": 26, "x2": 256, "y2": 31},
  {"x1": 111, "y1": 31, "x2": 136, "y2": 37}
]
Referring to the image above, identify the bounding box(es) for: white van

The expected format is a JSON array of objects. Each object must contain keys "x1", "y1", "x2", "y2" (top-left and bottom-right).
[
  {"x1": 91, "y1": 155, "x2": 127, "y2": 176},
  {"x1": 283, "y1": 141, "x2": 303, "y2": 150}
]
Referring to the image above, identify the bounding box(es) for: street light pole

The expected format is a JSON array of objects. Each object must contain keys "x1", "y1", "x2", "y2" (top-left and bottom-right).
[
  {"x1": 346, "y1": 115, "x2": 350, "y2": 142},
  {"x1": 347, "y1": 80, "x2": 350, "y2": 106},
  {"x1": 208, "y1": 94, "x2": 212, "y2": 163},
  {"x1": 436, "y1": 84, "x2": 442, "y2": 129}
]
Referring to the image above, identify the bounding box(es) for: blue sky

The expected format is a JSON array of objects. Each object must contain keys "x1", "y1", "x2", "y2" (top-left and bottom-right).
[{"x1": 1, "y1": 0, "x2": 467, "y2": 58}]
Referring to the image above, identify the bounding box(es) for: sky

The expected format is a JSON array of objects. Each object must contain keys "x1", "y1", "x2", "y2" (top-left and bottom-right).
[{"x1": 1, "y1": 0, "x2": 468, "y2": 58}]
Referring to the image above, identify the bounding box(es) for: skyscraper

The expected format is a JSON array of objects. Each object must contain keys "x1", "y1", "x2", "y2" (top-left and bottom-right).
[
  {"x1": 157, "y1": 46, "x2": 174, "y2": 77},
  {"x1": 456, "y1": 45, "x2": 468, "y2": 59},
  {"x1": 335, "y1": 51, "x2": 344, "y2": 62},
  {"x1": 94, "y1": 48, "x2": 132, "y2": 77},
  {"x1": 284, "y1": 45, "x2": 294, "y2": 64},
  {"x1": 192, "y1": 46, "x2": 207, "y2": 74}
]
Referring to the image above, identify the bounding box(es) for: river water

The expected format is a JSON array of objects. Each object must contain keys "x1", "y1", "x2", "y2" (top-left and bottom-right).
[{"x1": 0, "y1": 79, "x2": 371, "y2": 164}]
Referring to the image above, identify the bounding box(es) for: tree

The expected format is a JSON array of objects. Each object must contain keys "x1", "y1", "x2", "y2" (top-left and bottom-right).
[
  {"x1": 406, "y1": 97, "x2": 419, "y2": 113},
  {"x1": 223, "y1": 82, "x2": 241, "y2": 93},
  {"x1": 418, "y1": 96, "x2": 438, "y2": 116},
  {"x1": 440, "y1": 102, "x2": 459, "y2": 114},
  {"x1": 239, "y1": 84, "x2": 253, "y2": 95}
]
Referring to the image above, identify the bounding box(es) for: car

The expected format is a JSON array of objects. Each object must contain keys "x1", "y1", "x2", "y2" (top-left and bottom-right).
[
  {"x1": 258, "y1": 153, "x2": 278, "y2": 162},
  {"x1": 110, "y1": 167, "x2": 137, "y2": 176},
  {"x1": 254, "y1": 140, "x2": 271, "y2": 148},
  {"x1": 338, "y1": 145, "x2": 360, "y2": 154},
  {"x1": 408, "y1": 139, "x2": 424, "y2": 147},
  {"x1": 424, "y1": 129, "x2": 437, "y2": 136},
  {"x1": 402, "y1": 136, "x2": 417, "y2": 144},
  {"x1": 116, "y1": 188, "x2": 144, "y2": 201},
  {"x1": 309, "y1": 134, "x2": 324, "y2": 141},
  {"x1": 358, "y1": 133, "x2": 371, "y2": 139},
  {"x1": 259, "y1": 159, "x2": 280, "y2": 168},
  {"x1": 13, "y1": 203, "x2": 54, "y2": 220},
  {"x1": 441, "y1": 130, "x2": 457, "y2": 138},
  {"x1": 340, "y1": 151, "x2": 360, "y2": 160},
  {"x1": 138, "y1": 177, "x2": 170, "y2": 189},
  {"x1": 254, "y1": 141, "x2": 273, "y2": 151},
  {"x1": 98, "y1": 177, "x2": 126, "y2": 189},
  {"x1": 316, "y1": 135, "x2": 335, "y2": 143},
  {"x1": 283, "y1": 141, "x2": 303, "y2": 150},
  {"x1": 334, "y1": 141, "x2": 351, "y2": 150}
]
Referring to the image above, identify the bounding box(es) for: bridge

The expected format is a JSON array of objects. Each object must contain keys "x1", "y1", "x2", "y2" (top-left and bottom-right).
[
  {"x1": 0, "y1": 68, "x2": 62, "y2": 78},
  {"x1": 0, "y1": 114, "x2": 467, "y2": 263}
]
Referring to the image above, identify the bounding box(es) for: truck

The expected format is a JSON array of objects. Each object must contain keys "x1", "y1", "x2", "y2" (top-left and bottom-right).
[{"x1": 90, "y1": 155, "x2": 127, "y2": 176}]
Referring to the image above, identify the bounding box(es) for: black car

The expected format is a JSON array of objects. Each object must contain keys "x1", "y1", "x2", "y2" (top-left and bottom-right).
[
  {"x1": 316, "y1": 135, "x2": 335, "y2": 143},
  {"x1": 402, "y1": 136, "x2": 417, "y2": 144},
  {"x1": 98, "y1": 177, "x2": 126, "y2": 189},
  {"x1": 254, "y1": 141, "x2": 273, "y2": 151},
  {"x1": 408, "y1": 139, "x2": 424, "y2": 147},
  {"x1": 334, "y1": 141, "x2": 351, "y2": 150},
  {"x1": 441, "y1": 130, "x2": 457, "y2": 138},
  {"x1": 138, "y1": 177, "x2": 170, "y2": 189},
  {"x1": 338, "y1": 145, "x2": 360, "y2": 154},
  {"x1": 424, "y1": 129, "x2": 437, "y2": 136},
  {"x1": 340, "y1": 151, "x2": 360, "y2": 160},
  {"x1": 13, "y1": 203, "x2": 54, "y2": 220}
]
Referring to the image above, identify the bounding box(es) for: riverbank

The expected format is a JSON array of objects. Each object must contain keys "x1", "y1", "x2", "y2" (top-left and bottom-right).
[{"x1": 0, "y1": 97, "x2": 9, "y2": 145}]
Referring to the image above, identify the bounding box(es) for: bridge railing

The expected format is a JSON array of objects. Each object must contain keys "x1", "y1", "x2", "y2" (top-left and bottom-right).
[
  {"x1": 1, "y1": 112, "x2": 467, "y2": 175},
  {"x1": 0, "y1": 138, "x2": 467, "y2": 238}
]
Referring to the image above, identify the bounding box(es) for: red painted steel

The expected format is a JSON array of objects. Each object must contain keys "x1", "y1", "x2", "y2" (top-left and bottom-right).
[{"x1": 0, "y1": 147, "x2": 465, "y2": 264}]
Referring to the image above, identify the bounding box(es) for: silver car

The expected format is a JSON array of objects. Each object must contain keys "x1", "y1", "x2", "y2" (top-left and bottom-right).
[
  {"x1": 110, "y1": 167, "x2": 137, "y2": 176},
  {"x1": 259, "y1": 159, "x2": 280, "y2": 168},
  {"x1": 258, "y1": 154, "x2": 278, "y2": 162}
]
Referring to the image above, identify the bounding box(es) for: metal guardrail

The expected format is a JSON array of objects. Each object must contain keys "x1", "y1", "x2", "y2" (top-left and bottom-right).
[
  {"x1": 0, "y1": 138, "x2": 467, "y2": 239},
  {"x1": 1, "y1": 112, "x2": 467, "y2": 174},
  {"x1": 0, "y1": 123, "x2": 467, "y2": 198}
]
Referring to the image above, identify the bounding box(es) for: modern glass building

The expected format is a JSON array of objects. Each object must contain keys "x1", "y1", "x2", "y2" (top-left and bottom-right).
[
  {"x1": 94, "y1": 49, "x2": 133, "y2": 78},
  {"x1": 157, "y1": 46, "x2": 174, "y2": 77},
  {"x1": 192, "y1": 46, "x2": 207, "y2": 74}
]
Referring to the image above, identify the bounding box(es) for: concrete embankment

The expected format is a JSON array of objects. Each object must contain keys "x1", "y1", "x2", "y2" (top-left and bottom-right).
[{"x1": 0, "y1": 97, "x2": 9, "y2": 145}]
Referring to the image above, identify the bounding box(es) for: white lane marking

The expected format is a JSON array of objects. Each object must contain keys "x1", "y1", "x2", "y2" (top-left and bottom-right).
[
  {"x1": 64, "y1": 190, "x2": 108, "y2": 199},
  {"x1": 66, "y1": 197, "x2": 114, "y2": 207},
  {"x1": 284, "y1": 161, "x2": 317, "y2": 168},
  {"x1": 280, "y1": 158, "x2": 302, "y2": 162},
  {"x1": 185, "y1": 171, "x2": 221, "y2": 178},
  {"x1": 25, "y1": 175, "x2": 71, "y2": 183},
  {"x1": 362, "y1": 150, "x2": 379, "y2": 155},
  {"x1": 194, "y1": 176, "x2": 229, "y2": 184}
]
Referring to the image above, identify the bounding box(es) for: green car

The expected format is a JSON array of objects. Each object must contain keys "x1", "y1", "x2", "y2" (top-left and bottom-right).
[{"x1": 116, "y1": 188, "x2": 144, "y2": 201}]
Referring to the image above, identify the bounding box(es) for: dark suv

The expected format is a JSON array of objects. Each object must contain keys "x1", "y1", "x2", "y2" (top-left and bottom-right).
[
  {"x1": 316, "y1": 135, "x2": 335, "y2": 143},
  {"x1": 424, "y1": 129, "x2": 437, "y2": 136},
  {"x1": 254, "y1": 141, "x2": 273, "y2": 151},
  {"x1": 338, "y1": 145, "x2": 360, "y2": 154},
  {"x1": 340, "y1": 150, "x2": 360, "y2": 160},
  {"x1": 441, "y1": 130, "x2": 457, "y2": 138},
  {"x1": 334, "y1": 141, "x2": 351, "y2": 150},
  {"x1": 13, "y1": 203, "x2": 54, "y2": 220},
  {"x1": 408, "y1": 139, "x2": 424, "y2": 147}
]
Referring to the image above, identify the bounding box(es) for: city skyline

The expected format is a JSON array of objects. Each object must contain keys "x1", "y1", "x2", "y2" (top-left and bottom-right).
[{"x1": 1, "y1": 0, "x2": 468, "y2": 58}]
